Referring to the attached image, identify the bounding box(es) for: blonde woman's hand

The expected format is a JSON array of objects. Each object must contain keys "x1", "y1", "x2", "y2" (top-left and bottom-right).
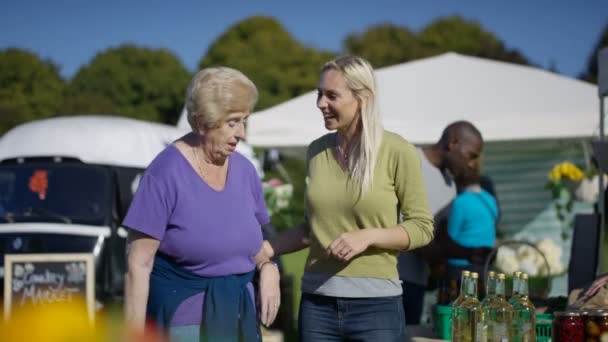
[
  {"x1": 258, "y1": 261, "x2": 281, "y2": 327},
  {"x1": 327, "y1": 230, "x2": 371, "y2": 262}
]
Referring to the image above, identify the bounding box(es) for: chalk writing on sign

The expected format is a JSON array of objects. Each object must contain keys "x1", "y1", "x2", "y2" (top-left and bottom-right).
[
  {"x1": 4, "y1": 253, "x2": 95, "y2": 321},
  {"x1": 11, "y1": 261, "x2": 86, "y2": 306}
]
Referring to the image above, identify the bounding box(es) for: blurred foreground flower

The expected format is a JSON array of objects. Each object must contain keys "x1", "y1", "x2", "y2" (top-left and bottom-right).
[
  {"x1": 0, "y1": 298, "x2": 104, "y2": 342},
  {"x1": 0, "y1": 297, "x2": 170, "y2": 342}
]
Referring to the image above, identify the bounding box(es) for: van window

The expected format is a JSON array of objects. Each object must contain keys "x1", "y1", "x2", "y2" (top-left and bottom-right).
[{"x1": 0, "y1": 164, "x2": 112, "y2": 226}]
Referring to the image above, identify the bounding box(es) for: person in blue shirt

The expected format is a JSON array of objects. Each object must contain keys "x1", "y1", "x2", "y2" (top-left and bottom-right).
[{"x1": 446, "y1": 160, "x2": 498, "y2": 281}]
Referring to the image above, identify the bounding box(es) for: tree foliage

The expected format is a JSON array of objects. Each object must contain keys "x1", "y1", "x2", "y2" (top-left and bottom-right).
[
  {"x1": 581, "y1": 22, "x2": 608, "y2": 83},
  {"x1": 66, "y1": 44, "x2": 191, "y2": 124},
  {"x1": 345, "y1": 16, "x2": 529, "y2": 68},
  {"x1": 0, "y1": 48, "x2": 65, "y2": 133},
  {"x1": 421, "y1": 16, "x2": 529, "y2": 64},
  {"x1": 199, "y1": 16, "x2": 334, "y2": 110},
  {"x1": 344, "y1": 24, "x2": 424, "y2": 68}
]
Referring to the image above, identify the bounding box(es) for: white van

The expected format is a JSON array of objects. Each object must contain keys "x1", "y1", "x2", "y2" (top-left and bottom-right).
[{"x1": 0, "y1": 115, "x2": 184, "y2": 303}]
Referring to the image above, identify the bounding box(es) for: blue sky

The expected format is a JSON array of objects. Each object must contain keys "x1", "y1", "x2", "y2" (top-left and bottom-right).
[{"x1": 1, "y1": 0, "x2": 606, "y2": 79}]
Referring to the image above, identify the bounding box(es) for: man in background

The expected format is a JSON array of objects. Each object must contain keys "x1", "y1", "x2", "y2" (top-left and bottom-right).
[{"x1": 398, "y1": 120, "x2": 487, "y2": 325}]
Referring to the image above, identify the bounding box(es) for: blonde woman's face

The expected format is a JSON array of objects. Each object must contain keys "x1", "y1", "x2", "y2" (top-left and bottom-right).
[
  {"x1": 200, "y1": 112, "x2": 249, "y2": 158},
  {"x1": 316, "y1": 69, "x2": 360, "y2": 132}
]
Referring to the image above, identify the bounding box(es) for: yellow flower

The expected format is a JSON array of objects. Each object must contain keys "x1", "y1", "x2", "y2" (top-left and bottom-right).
[
  {"x1": 548, "y1": 171, "x2": 561, "y2": 181},
  {"x1": 548, "y1": 161, "x2": 585, "y2": 181}
]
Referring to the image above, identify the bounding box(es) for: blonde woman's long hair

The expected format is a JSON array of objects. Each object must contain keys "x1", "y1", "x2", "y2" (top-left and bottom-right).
[{"x1": 322, "y1": 56, "x2": 383, "y2": 194}]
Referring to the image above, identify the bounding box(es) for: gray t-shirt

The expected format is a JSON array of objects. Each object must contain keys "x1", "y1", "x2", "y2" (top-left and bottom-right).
[{"x1": 397, "y1": 148, "x2": 456, "y2": 285}]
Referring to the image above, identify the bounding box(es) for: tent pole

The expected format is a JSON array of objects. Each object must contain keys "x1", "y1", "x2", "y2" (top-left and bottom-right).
[
  {"x1": 600, "y1": 96, "x2": 606, "y2": 275},
  {"x1": 601, "y1": 95, "x2": 605, "y2": 141}
]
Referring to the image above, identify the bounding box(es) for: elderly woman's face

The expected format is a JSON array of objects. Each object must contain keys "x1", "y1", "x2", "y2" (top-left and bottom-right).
[
  {"x1": 200, "y1": 112, "x2": 249, "y2": 158},
  {"x1": 317, "y1": 69, "x2": 359, "y2": 132}
]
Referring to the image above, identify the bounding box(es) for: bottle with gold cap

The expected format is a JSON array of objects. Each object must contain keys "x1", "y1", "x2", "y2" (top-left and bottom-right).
[
  {"x1": 481, "y1": 271, "x2": 498, "y2": 311},
  {"x1": 508, "y1": 271, "x2": 522, "y2": 306},
  {"x1": 453, "y1": 270, "x2": 471, "y2": 306},
  {"x1": 454, "y1": 272, "x2": 485, "y2": 342},
  {"x1": 451, "y1": 270, "x2": 471, "y2": 341},
  {"x1": 512, "y1": 273, "x2": 536, "y2": 342},
  {"x1": 487, "y1": 273, "x2": 514, "y2": 341},
  {"x1": 480, "y1": 271, "x2": 498, "y2": 341}
]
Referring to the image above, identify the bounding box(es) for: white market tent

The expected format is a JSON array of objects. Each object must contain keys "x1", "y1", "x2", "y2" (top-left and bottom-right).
[{"x1": 245, "y1": 52, "x2": 599, "y2": 147}]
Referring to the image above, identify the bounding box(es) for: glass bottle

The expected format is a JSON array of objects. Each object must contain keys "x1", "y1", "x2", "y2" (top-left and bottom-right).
[
  {"x1": 487, "y1": 273, "x2": 514, "y2": 341},
  {"x1": 512, "y1": 273, "x2": 536, "y2": 342},
  {"x1": 455, "y1": 272, "x2": 485, "y2": 342},
  {"x1": 508, "y1": 271, "x2": 522, "y2": 306},
  {"x1": 481, "y1": 271, "x2": 497, "y2": 311},
  {"x1": 452, "y1": 270, "x2": 471, "y2": 341},
  {"x1": 480, "y1": 271, "x2": 497, "y2": 342}
]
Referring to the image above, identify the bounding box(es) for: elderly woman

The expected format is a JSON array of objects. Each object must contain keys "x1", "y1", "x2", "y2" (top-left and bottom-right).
[
  {"x1": 262, "y1": 56, "x2": 434, "y2": 341},
  {"x1": 124, "y1": 67, "x2": 280, "y2": 342}
]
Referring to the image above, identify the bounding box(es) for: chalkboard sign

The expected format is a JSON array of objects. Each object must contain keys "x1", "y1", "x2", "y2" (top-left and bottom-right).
[{"x1": 3, "y1": 253, "x2": 95, "y2": 321}]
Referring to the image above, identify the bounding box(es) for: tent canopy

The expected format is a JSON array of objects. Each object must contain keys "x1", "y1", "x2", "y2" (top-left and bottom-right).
[{"x1": 245, "y1": 53, "x2": 599, "y2": 147}]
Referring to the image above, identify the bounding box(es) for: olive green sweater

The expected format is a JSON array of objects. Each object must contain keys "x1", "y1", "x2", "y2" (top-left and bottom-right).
[{"x1": 304, "y1": 130, "x2": 434, "y2": 279}]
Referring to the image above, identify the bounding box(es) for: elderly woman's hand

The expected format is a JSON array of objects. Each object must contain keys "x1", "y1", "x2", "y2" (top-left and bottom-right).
[
  {"x1": 258, "y1": 261, "x2": 281, "y2": 327},
  {"x1": 261, "y1": 240, "x2": 275, "y2": 259}
]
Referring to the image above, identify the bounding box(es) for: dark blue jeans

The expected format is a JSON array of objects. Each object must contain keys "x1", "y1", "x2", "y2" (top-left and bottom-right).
[
  {"x1": 298, "y1": 293, "x2": 406, "y2": 342},
  {"x1": 401, "y1": 280, "x2": 425, "y2": 325}
]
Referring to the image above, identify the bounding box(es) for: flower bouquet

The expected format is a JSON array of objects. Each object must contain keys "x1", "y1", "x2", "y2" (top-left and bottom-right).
[
  {"x1": 262, "y1": 178, "x2": 293, "y2": 217},
  {"x1": 546, "y1": 161, "x2": 586, "y2": 239}
]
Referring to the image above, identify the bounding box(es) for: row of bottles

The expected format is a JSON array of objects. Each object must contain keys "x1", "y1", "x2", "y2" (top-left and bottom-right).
[{"x1": 451, "y1": 270, "x2": 536, "y2": 342}]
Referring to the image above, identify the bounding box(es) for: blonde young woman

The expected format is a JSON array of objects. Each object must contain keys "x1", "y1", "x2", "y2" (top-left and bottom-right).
[
  {"x1": 262, "y1": 56, "x2": 434, "y2": 341},
  {"x1": 124, "y1": 67, "x2": 280, "y2": 342}
]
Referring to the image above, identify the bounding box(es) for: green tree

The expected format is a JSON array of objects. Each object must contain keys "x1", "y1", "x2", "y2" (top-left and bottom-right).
[
  {"x1": 344, "y1": 24, "x2": 425, "y2": 68},
  {"x1": 0, "y1": 48, "x2": 65, "y2": 133},
  {"x1": 199, "y1": 16, "x2": 334, "y2": 110},
  {"x1": 419, "y1": 16, "x2": 529, "y2": 65},
  {"x1": 580, "y1": 22, "x2": 608, "y2": 83},
  {"x1": 66, "y1": 44, "x2": 191, "y2": 124},
  {"x1": 342, "y1": 16, "x2": 529, "y2": 69},
  {"x1": 60, "y1": 93, "x2": 119, "y2": 116}
]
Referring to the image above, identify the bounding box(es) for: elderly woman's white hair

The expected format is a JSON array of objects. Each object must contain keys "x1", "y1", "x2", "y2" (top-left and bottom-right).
[{"x1": 185, "y1": 67, "x2": 258, "y2": 131}]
